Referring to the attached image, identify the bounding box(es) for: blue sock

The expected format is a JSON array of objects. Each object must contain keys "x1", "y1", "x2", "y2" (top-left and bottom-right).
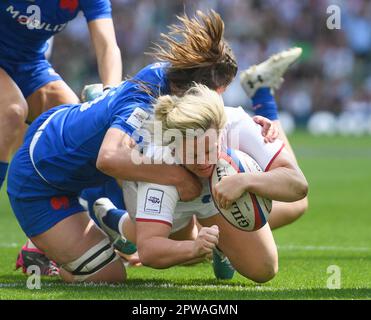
[
  {"x1": 251, "y1": 87, "x2": 279, "y2": 121},
  {"x1": 102, "y1": 209, "x2": 127, "y2": 235},
  {"x1": 0, "y1": 162, "x2": 9, "y2": 190},
  {"x1": 80, "y1": 178, "x2": 125, "y2": 225}
]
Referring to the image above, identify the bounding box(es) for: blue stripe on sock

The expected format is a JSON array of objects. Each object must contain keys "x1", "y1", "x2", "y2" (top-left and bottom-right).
[
  {"x1": 251, "y1": 87, "x2": 279, "y2": 121},
  {"x1": 102, "y1": 209, "x2": 127, "y2": 234}
]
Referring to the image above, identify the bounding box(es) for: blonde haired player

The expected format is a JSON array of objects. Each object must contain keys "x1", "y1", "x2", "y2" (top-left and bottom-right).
[
  {"x1": 82, "y1": 11, "x2": 309, "y2": 279},
  {"x1": 93, "y1": 83, "x2": 308, "y2": 283}
]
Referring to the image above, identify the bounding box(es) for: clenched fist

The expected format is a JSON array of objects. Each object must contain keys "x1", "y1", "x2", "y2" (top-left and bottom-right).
[{"x1": 193, "y1": 225, "x2": 219, "y2": 257}]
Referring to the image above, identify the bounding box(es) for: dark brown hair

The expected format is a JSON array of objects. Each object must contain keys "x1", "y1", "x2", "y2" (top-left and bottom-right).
[{"x1": 149, "y1": 10, "x2": 238, "y2": 96}]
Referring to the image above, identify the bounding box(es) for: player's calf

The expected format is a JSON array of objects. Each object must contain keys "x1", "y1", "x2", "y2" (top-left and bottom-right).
[{"x1": 29, "y1": 212, "x2": 126, "y2": 283}]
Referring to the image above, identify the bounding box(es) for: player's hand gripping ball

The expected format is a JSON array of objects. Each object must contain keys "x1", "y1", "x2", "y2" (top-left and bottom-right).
[{"x1": 210, "y1": 149, "x2": 272, "y2": 231}]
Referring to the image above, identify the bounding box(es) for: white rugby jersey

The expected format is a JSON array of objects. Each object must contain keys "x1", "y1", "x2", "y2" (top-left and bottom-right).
[{"x1": 122, "y1": 107, "x2": 285, "y2": 232}]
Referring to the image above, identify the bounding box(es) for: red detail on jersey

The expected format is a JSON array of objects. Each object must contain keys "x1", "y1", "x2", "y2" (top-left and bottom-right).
[
  {"x1": 59, "y1": 0, "x2": 79, "y2": 13},
  {"x1": 50, "y1": 196, "x2": 70, "y2": 210},
  {"x1": 264, "y1": 143, "x2": 285, "y2": 172},
  {"x1": 18, "y1": 17, "x2": 28, "y2": 24},
  {"x1": 136, "y1": 218, "x2": 172, "y2": 227}
]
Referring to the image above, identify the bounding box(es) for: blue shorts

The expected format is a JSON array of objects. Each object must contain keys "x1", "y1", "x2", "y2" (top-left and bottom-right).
[
  {"x1": 7, "y1": 107, "x2": 84, "y2": 238},
  {"x1": 8, "y1": 194, "x2": 84, "y2": 238},
  {"x1": 0, "y1": 58, "x2": 62, "y2": 98}
]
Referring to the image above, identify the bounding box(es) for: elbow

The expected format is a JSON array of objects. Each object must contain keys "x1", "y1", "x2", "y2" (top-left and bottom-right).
[
  {"x1": 114, "y1": 45, "x2": 121, "y2": 59},
  {"x1": 101, "y1": 43, "x2": 121, "y2": 59},
  {"x1": 107, "y1": 45, "x2": 122, "y2": 66},
  {"x1": 96, "y1": 150, "x2": 116, "y2": 175},
  {"x1": 296, "y1": 176, "x2": 309, "y2": 201},
  {"x1": 138, "y1": 247, "x2": 167, "y2": 269},
  {"x1": 137, "y1": 247, "x2": 154, "y2": 267}
]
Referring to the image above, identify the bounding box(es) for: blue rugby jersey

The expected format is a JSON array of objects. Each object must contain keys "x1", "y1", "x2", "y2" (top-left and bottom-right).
[
  {"x1": 8, "y1": 63, "x2": 170, "y2": 197},
  {"x1": 0, "y1": 0, "x2": 111, "y2": 61}
]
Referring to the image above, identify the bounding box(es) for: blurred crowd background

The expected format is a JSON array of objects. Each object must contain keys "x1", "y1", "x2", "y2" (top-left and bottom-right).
[{"x1": 51, "y1": 0, "x2": 371, "y2": 131}]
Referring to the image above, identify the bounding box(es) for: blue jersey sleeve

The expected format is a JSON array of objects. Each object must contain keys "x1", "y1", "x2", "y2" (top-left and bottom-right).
[
  {"x1": 80, "y1": 0, "x2": 112, "y2": 22},
  {"x1": 110, "y1": 103, "x2": 151, "y2": 137},
  {"x1": 108, "y1": 63, "x2": 170, "y2": 137}
]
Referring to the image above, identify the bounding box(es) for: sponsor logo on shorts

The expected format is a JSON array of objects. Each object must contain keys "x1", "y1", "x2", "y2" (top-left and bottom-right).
[
  {"x1": 50, "y1": 196, "x2": 70, "y2": 210},
  {"x1": 144, "y1": 189, "x2": 164, "y2": 214}
]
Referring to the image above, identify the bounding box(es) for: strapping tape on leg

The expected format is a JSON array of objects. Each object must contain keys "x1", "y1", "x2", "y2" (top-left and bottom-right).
[{"x1": 62, "y1": 238, "x2": 119, "y2": 282}]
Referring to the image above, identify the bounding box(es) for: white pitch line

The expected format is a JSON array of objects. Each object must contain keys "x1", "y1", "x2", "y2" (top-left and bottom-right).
[
  {"x1": 1, "y1": 242, "x2": 369, "y2": 252},
  {"x1": 0, "y1": 243, "x2": 370, "y2": 252},
  {"x1": 0, "y1": 242, "x2": 20, "y2": 248},
  {"x1": 278, "y1": 245, "x2": 371, "y2": 252}
]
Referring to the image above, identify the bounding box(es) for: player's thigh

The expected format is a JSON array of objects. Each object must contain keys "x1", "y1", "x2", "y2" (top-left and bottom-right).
[
  {"x1": 199, "y1": 214, "x2": 278, "y2": 282},
  {"x1": 26, "y1": 80, "x2": 79, "y2": 121},
  {"x1": 31, "y1": 211, "x2": 125, "y2": 282},
  {"x1": 0, "y1": 68, "x2": 28, "y2": 120}
]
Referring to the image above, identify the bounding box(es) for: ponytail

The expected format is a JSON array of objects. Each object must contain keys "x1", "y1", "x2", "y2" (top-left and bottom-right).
[{"x1": 150, "y1": 10, "x2": 238, "y2": 96}]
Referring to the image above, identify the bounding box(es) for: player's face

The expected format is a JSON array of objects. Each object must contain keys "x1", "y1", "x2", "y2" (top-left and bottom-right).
[{"x1": 180, "y1": 130, "x2": 220, "y2": 178}]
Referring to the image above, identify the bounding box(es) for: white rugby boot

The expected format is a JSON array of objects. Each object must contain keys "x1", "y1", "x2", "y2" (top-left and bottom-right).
[
  {"x1": 93, "y1": 197, "x2": 120, "y2": 242},
  {"x1": 93, "y1": 198, "x2": 138, "y2": 255},
  {"x1": 240, "y1": 47, "x2": 302, "y2": 97}
]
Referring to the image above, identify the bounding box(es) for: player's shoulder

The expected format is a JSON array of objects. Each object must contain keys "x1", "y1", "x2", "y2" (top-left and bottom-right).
[
  {"x1": 134, "y1": 62, "x2": 169, "y2": 84},
  {"x1": 78, "y1": 0, "x2": 112, "y2": 22}
]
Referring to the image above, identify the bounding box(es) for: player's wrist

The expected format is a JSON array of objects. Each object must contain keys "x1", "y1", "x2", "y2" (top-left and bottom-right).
[
  {"x1": 239, "y1": 173, "x2": 251, "y2": 193},
  {"x1": 191, "y1": 240, "x2": 207, "y2": 258}
]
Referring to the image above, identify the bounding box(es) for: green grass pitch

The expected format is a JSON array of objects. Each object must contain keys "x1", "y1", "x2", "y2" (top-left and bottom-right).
[{"x1": 0, "y1": 132, "x2": 370, "y2": 300}]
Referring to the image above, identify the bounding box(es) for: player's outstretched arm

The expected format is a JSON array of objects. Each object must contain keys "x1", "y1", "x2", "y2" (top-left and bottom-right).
[
  {"x1": 213, "y1": 148, "x2": 308, "y2": 209},
  {"x1": 136, "y1": 222, "x2": 219, "y2": 269},
  {"x1": 88, "y1": 19, "x2": 122, "y2": 88},
  {"x1": 96, "y1": 128, "x2": 202, "y2": 201}
]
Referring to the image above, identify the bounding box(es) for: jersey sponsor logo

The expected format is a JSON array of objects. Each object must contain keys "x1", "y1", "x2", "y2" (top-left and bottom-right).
[
  {"x1": 126, "y1": 107, "x2": 149, "y2": 130},
  {"x1": 6, "y1": 5, "x2": 67, "y2": 32},
  {"x1": 144, "y1": 189, "x2": 164, "y2": 214},
  {"x1": 59, "y1": 0, "x2": 79, "y2": 13},
  {"x1": 50, "y1": 196, "x2": 70, "y2": 211}
]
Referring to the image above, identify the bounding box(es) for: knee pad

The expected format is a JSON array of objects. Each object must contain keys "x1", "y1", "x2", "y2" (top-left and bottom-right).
[{"x1": 62, "y1": 238, "x2": 119, "y2": 282}]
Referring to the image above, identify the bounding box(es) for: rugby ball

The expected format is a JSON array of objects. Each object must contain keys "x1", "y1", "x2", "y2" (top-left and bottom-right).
[{"x1": 210, "y1": 149, "x2": 272, "y2": 232}]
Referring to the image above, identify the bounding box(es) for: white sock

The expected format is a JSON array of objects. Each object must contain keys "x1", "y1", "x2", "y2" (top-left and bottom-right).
[{"x1": 118, "y1": 213, "x2": 127, "y2": 238}]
